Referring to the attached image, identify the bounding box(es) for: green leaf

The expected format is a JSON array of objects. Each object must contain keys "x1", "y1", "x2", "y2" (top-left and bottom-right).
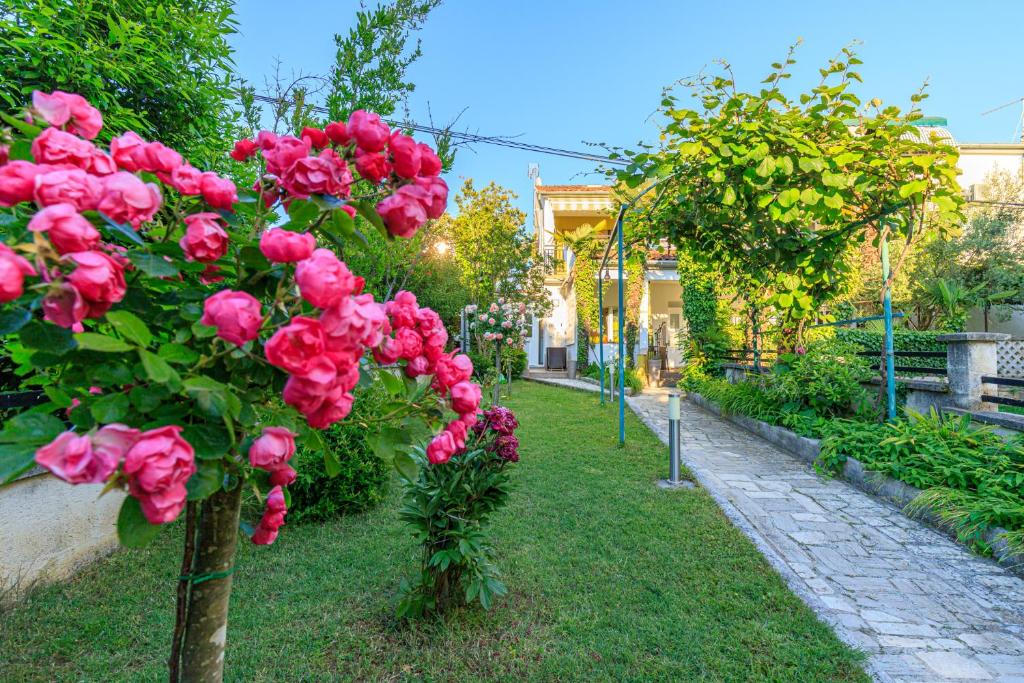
[
  {"x1": 352, "y1": 200, "x2": 387, "y2": 237},
  {"x1": 721, "y1": 186, "x2": 736, "y2": 206},
  {"x1": 755, "y1": 156, "x2": 775, "y2": 178},
  {"x1": 183, "y1": 376, "x2": 240, "y2": 419},
  {"x1": 797, "y1": 156, "x2": 826, "y2": 173},
  {"x1": 158, "y1": 343, "x2": 199, "y2": 365},
  {"x1": 0, "y1": 307, "x2": 32, "y2": 334},
  {"x1": 324, "y1": 447, "x2": 342, "y2": 477},
  {"x1": 368, "y1": 426, "x2": 406, "y2": 461},
  {"x1": 117, "y1": 496, "x2": 162, "y2": 548},
  {"x1": 799, "y1": 188, "x2": 821, "y2": 206},
  {"x1": 106, "y1": 310, "x2": 152, "y2": 347},
  {"x1": 139, "y1": 349, "x2": 180, "y2": 385},
  {"x1": 74, "y1": 332, "x2": 132, "y2": 353},
  {"x1": 20, "y1": 321, "x2": 76, "y2": 355},
  {"x1": 777, "y1": 188, "x2": 800, "y2": 208},
  {"x1": 99, "y1": 215, "x2": 145, "y2": 246},
  {"x1": 182, "y1": 422, "x2": 233, "y2": 459},
  {"x1": 0, "y1": 442, "x2": 38, "y2": 484},
  {"x1": 898, "y1": 179, "x2": 928, "y2": 198},
  {"x1": 393, "y1": 451, "x2": 419, "y2": 482},
  {"x1": 90, "y1": 392, "x2": 129, "y2": 423},
  {"x1": 823, "y1": 193, "x2": 844, "y2": 209},
  {"x1": 777, "y1": 292, "x2": 794, "y2": 308},
  {"x1": 0, "y1": 111, "x2": 42, "y2": 137},
  {"x1": 378, "y1": 368, "x2": 404, "y2": 397},
  {"x1": 128, "y1": 251, "x2": 179, "y2": 277},
  {"x1": 43, "y1": 386, "x2": 73, "y2": 409},
  {"x1": 186, "y1": 461, "x2": 224, "y2": 501}
]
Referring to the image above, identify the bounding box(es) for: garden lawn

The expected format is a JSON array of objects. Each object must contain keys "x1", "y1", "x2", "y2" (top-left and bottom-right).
[{"x1": 0, "y1": 382, "x2": 867, "y2": 682}]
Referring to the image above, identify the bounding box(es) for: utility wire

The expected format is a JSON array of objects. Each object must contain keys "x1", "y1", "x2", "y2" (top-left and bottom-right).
[{"x1": 250, "y1": 94, "x2": 627, "y2": 166}]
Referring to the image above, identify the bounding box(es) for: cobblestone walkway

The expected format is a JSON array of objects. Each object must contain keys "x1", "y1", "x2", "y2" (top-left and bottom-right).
[{"x1": 623, "y1": 387, "x2": 1024, "y2": 682}]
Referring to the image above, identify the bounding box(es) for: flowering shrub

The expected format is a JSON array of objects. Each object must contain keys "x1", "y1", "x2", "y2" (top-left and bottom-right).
[
  {"x1": 0, "y1": 91, "x2": 478, "y2": 679},
  {"x1": 467, "y1": 297, "x2": 528, "y2": 349},
  {"x1": 396, "y1": 405, "x2": 520, "y2": 617}
]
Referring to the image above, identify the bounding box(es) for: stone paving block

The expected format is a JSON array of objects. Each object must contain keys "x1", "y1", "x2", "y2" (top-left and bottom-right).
[{"x1": 917, "y1": 651, "x2": 994, "y2": 679}]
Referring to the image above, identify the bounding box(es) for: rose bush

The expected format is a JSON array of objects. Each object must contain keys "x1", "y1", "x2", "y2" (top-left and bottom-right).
[
  {"x1": 466, "y1": 298, "x2": 530, "y2": 403},
  {"x1": 0, "y1": 91, "x2": 475, "y2": 681},
  {"x1": 396, "y1": 404, "x2": 521, "y2": 618}
]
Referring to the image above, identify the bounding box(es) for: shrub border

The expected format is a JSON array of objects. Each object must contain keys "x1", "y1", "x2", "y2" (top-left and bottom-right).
[{"x1": 685, "y1": 391, "x2": 1021, "y2": 576}]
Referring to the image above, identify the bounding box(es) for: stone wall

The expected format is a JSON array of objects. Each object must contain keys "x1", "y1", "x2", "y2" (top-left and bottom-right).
[{"x1": 0, "y1": 472, "x2": 124, "y2": 600}]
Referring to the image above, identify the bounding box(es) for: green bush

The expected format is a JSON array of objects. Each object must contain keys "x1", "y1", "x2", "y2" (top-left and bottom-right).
[
  {"x1": 769, "y1": 339, "x2": 874, "y2": 420},
  {"x1": 287, "y1": 385, "x2": 391, "y2": 523},
  {"x1": 834, "y1": 329, "x2": 947, "y2": 370},
  {"x1": 817, "y1": 409, "x2": 1024, "y2": 555},
  {"x1": 467, "y1": 349, "x2": 496, "y2": 381},
  {"x1": 501, "y1": 348, "x2": 527, "y2": 378}
]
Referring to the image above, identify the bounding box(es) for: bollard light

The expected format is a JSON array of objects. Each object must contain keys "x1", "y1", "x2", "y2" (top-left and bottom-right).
[
  {"x1": 668, "y1": 393, "x2": 680, "y2": 420},
  {"x1": 667, "y1": 392, "x2": 681, "y2": 485}
]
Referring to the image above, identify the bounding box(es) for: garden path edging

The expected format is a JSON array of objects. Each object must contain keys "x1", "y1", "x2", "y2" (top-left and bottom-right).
[{"x1": 685, "y1": 391, "x2": 1021, "y2": 577}]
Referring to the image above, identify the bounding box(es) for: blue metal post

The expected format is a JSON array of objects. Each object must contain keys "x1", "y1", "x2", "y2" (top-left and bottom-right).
[
  {"x1": 881, "y1": 232, "x2": 897, "y2": 420},
  {"x1": 617, "y1": 213, "x2": 625, "y2": 445},
  {"x1": 599, "y1": 272, "x2": 605, "y2": 405}
]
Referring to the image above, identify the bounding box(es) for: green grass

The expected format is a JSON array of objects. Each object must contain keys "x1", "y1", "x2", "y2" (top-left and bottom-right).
[{"x1": 0, "y1": 382, "x2": 867, "y2": 682}]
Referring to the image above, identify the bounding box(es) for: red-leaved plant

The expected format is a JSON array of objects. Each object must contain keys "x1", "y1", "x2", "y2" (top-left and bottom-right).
[{"x1": 0, "y1": 91, "x2": 480, "y2": 681}]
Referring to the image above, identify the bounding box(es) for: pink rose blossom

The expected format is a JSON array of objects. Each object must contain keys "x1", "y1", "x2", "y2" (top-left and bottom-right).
[
  {"x1": 97, "y1": 171, "x2": 162, "y2": 228},
  {"x1": 35, "y1": 168, "x2": 103, "y2": 212},
  {"x1": 347, "y1": 110, "x2": 390, "y2": 152},
  {"x1": 123, "y1": 426, "x2": 195, "y2": 524},
  {"x1": 179, "y1": 212, "x2": 229, "y2": 263},
  {"x1": 282, "y1": 149, "x2": 352, "y2": 198},
  {"x1": 109, "y1": 132, "x2": 146, "y2": 171},
  {"x1": 255, "y1": 130, "x2": 278, "y2": 150},
  {"x1": 264, "y1": 316, "x2": 326, "y2": 375},
  {"x1": 376, "y1": 185, "x2": 428, "y2": 238},
  {"x1": 301, "y1": 127, "x2": 329, "y2": 149},
  {"x1": 404, "y1": 354, "x2": 432, "y2": 378},
  {"x1": 28, "y1": 203, "x2": 100, "y2": 254},
  {"x1": 446, "y1": 419, "x2": 468, "y2": 450},
  {"x1": 373, "y1": 337, "x2": 402, "y2": 365},
  {"x1": 42, "y1": 281, "x2": 86, "y2": 328},
  {"x1": 414, "y1": 176, "x2": 448, "y2": 219},
  {"x1": 321, "y1": 293, "x2": 388, "y2": 353},
  {"x1": 230, "y1": 139, "x2": 259, "y2": 162},
  {"x1": 388, "y1": 132, "x2": 421, "y2": 178},
  {"x1": 200, "y1": 289, "x2": 264, "y2": 346},
  {"x1": 199, "y1": 172, "x2": 238, "y2": 211},
  {"x1": 85, "y1": 150, "x2": 117, "y2": 176},
  {"x1": 35, "y1": 431, "x2": 117, "y2": 484},
  {"x1": 0, "y1": 161, "x2": 45, "y2": 206},
  {"x1": 385, "y1": 290, "x2": 419, "y2": 328},
  {"x1": 132, "y1": 141, "x2": 183, "y2": 177},
  {"x1": 66, "y1": 250, "x2": 126, "y2": 318},
  {"x1": 251, "y1": 485, "x2": 288, "y2": 545},
  {"x1": 433, "y1": 353, "x2": 474, "y2": 393},
  {"x1": 450, "y1": 381, "x2": 482, "y2": 416},
  {"x1": 249, "y1": 427, "x2": 297, "y2": 474},
  {"x1": 324, "y1": 121, "x2": 350, "y2": 146},
  {"x1": 418, "y1": 143, "x2": 442, "y2": 176},
  {"x1": 354, "y1": 151, "x2": 390, "y2": 184},
  {"x1": 0, "y1": 244, "x2": 37, "y2": 302},
  {"x1": 30, "y1": 127, "x2": 95, "y2": 167},
  {"x1": 263, "y1": 135, "x2": 310, "y2": 176},
  {"x1": 91, "y1": 423, "x2": 141, "y2": 467},
  {"x1": 32, "y1": 90, "x2": 103, "y2": 139},
  {"x1": 426, "y1": 429, "x2": 458, "y2": 465},
  {"x1": 295, "y1": 248, "x2": 357, "y2": 308},
  {"x1": 170, "y1": 165, "x2": 203, "y2": 195},
  {"x1": 259, "y1": 228, "x2": 315, "y2": 263}
]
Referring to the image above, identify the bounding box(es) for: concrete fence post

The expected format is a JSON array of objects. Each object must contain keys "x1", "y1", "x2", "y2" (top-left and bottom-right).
[{"x1": 937, "y1": 332, "x2": 1010, "y2": 411}]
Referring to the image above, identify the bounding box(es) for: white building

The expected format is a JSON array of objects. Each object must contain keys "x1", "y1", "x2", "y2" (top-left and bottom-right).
[{"x1": 526, "y1": 125, "x2": 1024, "y2": 373}]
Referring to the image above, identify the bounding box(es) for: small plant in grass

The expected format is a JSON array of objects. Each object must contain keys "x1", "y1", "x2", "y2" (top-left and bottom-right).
[{"x1": 396, "y1": 404, "x2": 520, "y2": 617}]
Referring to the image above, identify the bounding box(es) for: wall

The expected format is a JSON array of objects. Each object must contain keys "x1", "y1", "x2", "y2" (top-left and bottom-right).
[{"x1": 0, "y1": 472, "x2": 124, "y2": 599}]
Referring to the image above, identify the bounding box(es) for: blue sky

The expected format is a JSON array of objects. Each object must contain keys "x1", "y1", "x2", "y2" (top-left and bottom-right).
[{"x1": 231, "y1": 0, "x2": 1024, "y2": 222}]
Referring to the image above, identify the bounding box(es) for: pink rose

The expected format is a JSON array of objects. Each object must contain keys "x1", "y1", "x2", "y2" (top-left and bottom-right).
[
  {"x1": 295, "y1": 248, "x2": 357, "y2": 308},
  {"x1": 324, "y1": 121, "x2": 350, "y2": 146},
  {"x1": 179, "y1": 212, "x2": 229, "y2": 263},
  {"x1": 446, "y1": 419, "x2": 468, "y2": 450},
  {"x1": 341, "y1": 204, "x2": 356, "y2": 219},
  {"x1": 282, "y1": 149, "x2": 352, "y2": 198},
  {"x1": 433, "y1": 353, "x2": 474, "y2": 393},
  {"x1": 283, "y1": 362, "x2": 356, "y2": 429},
  {"x1": 404, "y1": 354, "x2": 432, "y2": 378},
  {"x1": 426, "y1": 430, "x2": 458, "y2": 465},
  {"x1": 132, "y1": 141, "x2": 183, "y2": 177},
  {"x1": 450, "y1": 381, "x2": 482, "y2": 416},
  {"x1": 255, "y1": 130, "x2": 278, "y2": 150},
  {"x1": 30, "y1": 127, "x2": 95, "y2": 168},
  {"x1": 109, "y1": 132, "x2": 146, "y2": 171},
  {"x1": 32, "y1": 90, "x2": 103, "y2": 139},
  {"x1": 321, "y1": 293, "x2": 388, "y2": 353},
  {"x1": 85, "y1": 150, "x2": 117, "y2": 176},
  {"x1": 414, "y1": 176, "x2": 448, "y2": 219},
  {"x1": 170, "y1": 165, "x2": 203, "y2": 196},
  {"x1": 91, "y1": 423, "x2": 141, "y2": 465},
  {"x1": 42, "y1": 281, "x2": 86, "y2": 328},
  {"x1": 97, "y1": 171, "x2": 162, "y2": 228},
  {"x1": 200, "y1": 289, "x2": 264, "y2": 346},
  {"x1": 249, "y1": 427, "x2": 297, "y2": 472},
  {"x1": 230, "y1": 139, "x2": 259, "y2": 162},
  {"x1": 123, "y1": 425, "x2": 195, "y2": 524},
  {"x1": 376, "y1": 185, "x2": 428, "y2": 238},
  {"x1": 0, "y1": 145, "x2": 8, "y2": 166},
  {"x1": 347, "y1": 110, "x2": 390, "y2": 152},
  {"x1": 373, "y1": 337, "x2": 402, "y2": 365},
  {"x1": 251, "y1": 485, "x2": 288, "y2": 545},
  {"x1": 66, "y1": 250, "x2": 126, "y2": 317},
  {"x1": 200, "y1": 172, "x2": 238, "y2": 211},
  {"x1": 388, "y1": 133, "x2": 421, "y2": 178},
  {"x1": 354, "y1": 151, "x2": 391, "y2": 185},
  {"x1": 263, "y1": 135, "x2": 310, "y2": 176},
  {"x1": 35, "y1": 431, "x2": 120, "y2": 484},
  {"x1": 0, "y1": 244, "x2": 37, "y2": 302},
  {"x1": 259, "y1": 228, "x2": 315, "y2": 263},
  {"x1": 418, "y1": 143, "x2": 442, "y2": 176},
  {"x1": 394, "y1": 327, "x2": 423, "y2": 360},
  {"x1": 385, "y1": 290, "x2": 419, "y2": 329},
  {"x1": 0, "y1": 161, "x2": 44, "y2": 207},
  {"x1": 301, "y1": 127, "x2": 329, "y2": 149},
  {"x1": 264, "y1": 316, "x2": 326, "y2": 375},
  {"x1": 28, "y1": 203, "x2": 100, "y2": 254},
  {"x1": 35, "y1": 168, "x2": 103, "y2": 212}
]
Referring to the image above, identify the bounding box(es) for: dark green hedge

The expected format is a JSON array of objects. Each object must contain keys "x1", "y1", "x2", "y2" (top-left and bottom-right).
[{"x1": 834, "y1": 329, "x2": 946, "y2": 369}]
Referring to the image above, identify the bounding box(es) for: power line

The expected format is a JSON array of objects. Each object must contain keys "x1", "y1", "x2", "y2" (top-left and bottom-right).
[{"x1": 249, "y1": 94, "x2": 627, "y2": 166}]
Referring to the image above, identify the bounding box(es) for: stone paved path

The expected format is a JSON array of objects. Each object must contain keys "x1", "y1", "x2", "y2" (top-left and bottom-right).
[{"x1": 530, "y1": 378, "x2": 1024, "y2": 682}]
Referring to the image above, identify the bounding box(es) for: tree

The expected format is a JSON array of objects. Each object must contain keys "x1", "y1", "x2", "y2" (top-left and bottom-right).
[
  {"x1": 327, "y1": 0, "x2": 442, "y2": 122},
  {"x1": 0, "y1": 0, "x2": 239, "y2": 165},
  {"x1": 435, "y1": 179, "x2": 550, "y2": 315},
  {"x1": 612, "y1": 43, "x2": 963, "y2": 349}
]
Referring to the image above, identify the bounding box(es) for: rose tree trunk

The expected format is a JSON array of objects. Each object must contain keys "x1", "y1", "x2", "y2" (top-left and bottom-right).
[{"x1": 181, "y1": 485, "x2": 243, "y2": 682}]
